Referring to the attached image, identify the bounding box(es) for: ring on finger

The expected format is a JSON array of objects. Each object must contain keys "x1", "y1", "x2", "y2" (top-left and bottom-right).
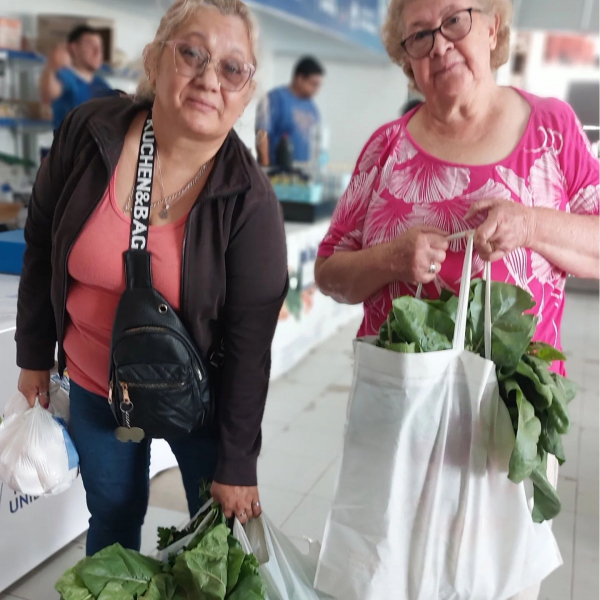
[
  {"x1": 253, "y1": 501, "x2": 261, "y2": 508},
  {"x1": 39, "y1": 391, "x2": 49, "y2": 397},
  {"x1": 238, "y1": 511, "x2": 247, "y2": 518},
  {"x1": 428, "y1": 262, "x2": 437, "y2": 274}
]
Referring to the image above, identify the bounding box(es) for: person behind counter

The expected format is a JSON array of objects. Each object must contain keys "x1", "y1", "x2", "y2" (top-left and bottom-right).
[
  {"x1": 18, "y1": 0, "x2": 287, "y2": 556},
  {"x1": 39, "y1": 25, "x2": 114, "y2": 130},
  {"x1": 256, "y1": 56, "x2": 325, "y2": 167}
]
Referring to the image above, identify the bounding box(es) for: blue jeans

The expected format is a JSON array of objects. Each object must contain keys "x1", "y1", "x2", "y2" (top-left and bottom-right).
[{"x1": 69, "y1": 380, "x2": 219, "y2": 556}]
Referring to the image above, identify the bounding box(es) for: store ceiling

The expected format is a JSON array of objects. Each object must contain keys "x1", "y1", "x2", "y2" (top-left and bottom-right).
[
  {"x1": 88, "y1": 0, "x2": 392, "y2": 65},
  {"x1": 250, "y1": 4, "x2": 391, "y2": 64}
]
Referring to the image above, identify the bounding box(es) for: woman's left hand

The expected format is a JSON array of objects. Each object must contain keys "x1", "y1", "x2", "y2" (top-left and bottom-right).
[
  {"x1": 211, "y1": 481, "x2": 262, "y2": 525},
  {"x1": 465, "y1": 199, "x2": 536, "y2": 262}
]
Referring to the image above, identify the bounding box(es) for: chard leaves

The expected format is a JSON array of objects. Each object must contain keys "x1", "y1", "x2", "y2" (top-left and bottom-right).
[{"x1": 375, "y1": 279, "x2": 575, "y2": 522}]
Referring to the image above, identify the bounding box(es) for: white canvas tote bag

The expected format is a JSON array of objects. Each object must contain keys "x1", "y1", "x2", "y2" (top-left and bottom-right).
[{"x1": 315, "y1": 234, "x2": 561, "y2": 600}]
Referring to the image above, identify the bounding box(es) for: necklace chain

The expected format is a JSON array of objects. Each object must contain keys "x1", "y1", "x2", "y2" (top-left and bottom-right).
[{"x1": 124, "y1": 148, "x2": 212, "y2": 216}]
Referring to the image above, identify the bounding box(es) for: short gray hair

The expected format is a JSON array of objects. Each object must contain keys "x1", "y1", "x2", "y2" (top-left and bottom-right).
[
  {"x1": 382, "y1": 0, "x2": 513, "y2": 91},
  {"x1": 137, "y1": 0, "x2": 259, "y2": 101}
]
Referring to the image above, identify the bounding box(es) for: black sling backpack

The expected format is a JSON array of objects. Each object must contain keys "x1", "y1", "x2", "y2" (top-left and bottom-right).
[{"x1": 108, "y1": 112, "x2": 212, "y2": 442}]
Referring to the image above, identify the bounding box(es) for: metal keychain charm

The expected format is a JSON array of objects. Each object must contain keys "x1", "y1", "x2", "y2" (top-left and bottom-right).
[{"x1": 115, "y1": 426, "x2": 146, "y2": 443}]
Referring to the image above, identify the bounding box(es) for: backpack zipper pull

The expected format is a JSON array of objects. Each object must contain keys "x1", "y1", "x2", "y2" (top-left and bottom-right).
[{"x1": 119, "y1": 382, "x2": 133, "y2": 428}]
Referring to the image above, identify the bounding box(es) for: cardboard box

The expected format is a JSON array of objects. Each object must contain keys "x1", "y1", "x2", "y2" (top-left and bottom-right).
[
  {"x1": 26, "y1": 101, "x2": 52, "y2": 121},
  {"x1": 36, "y1": 15, "x2": 114, "y2": 65},
  {"x1": 0, "y1": 202, "x2": 24, "y2": 223},
  {"x1": 0, "y1": 18, "x2": 22, "y2": 50},
  {"x1": 16, "y1": 100, "x2": 52, "y2": 121}
]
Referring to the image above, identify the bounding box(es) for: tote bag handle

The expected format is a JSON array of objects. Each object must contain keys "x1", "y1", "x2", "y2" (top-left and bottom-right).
[
  {"x1": 452, "y1": 231, "x2": 492, "y2": 360},
  {"x1": 415, "y1": 230, "x2": 491, "y2": 359}
]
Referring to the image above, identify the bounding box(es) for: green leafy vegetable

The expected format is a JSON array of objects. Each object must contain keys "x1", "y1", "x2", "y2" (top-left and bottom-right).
[
  {"x1": 552, "y1": 373, "x2": 578, "y2": 403},
  {"x1": 139, "y1": 574, "x2": 178, "y2": 600},
  {"x1": 470, "y1": 279, "x2": 536, "y2": 371},
  {"x1": 515, "y1": 359, "x2": 553, "y2": 410},
  {"x1": 55, "y1": 569, "x2": 94, "y2": 600},
  {"x1": 173, "y1": 524, "x2": 229, "y2": 599},
  {"x1": 157, "y1": 483, "x2": 217, "y2": 552},
  {"x1": 226, "y1": 536, "x2": 246, "y2": 594},
  {"x1": 530, "y1": 451, "x2": 562, "y2": 523},
  {"x1": 57, "y1": 500, "x2": 266, "y2": 600},
  {"x1": 525, "y1": 355, "x2": 570, "y2": 434},
  {"x1": 74, "y1": 544, "x2": 163, "y2": 597},
  {"x1": 503, "y1": 378, "x2": 541, "y2": 483},
  {"x1": 185, "y1": 507, "x2": 226, "y2": 555},
  {"x1": 540, "y1": 412, "x2": 566, "y2": 465},
  {"x1": 97, "y1": 582, "x2": 135, "y2": 599},
  {"x1": 227, "y1": 555, "x2": 267, "y2": 600},
  {"x1": 375, "y1": 279, "x2": 576, "y2": 522},
  {"x1": 527, "y1": 342, "x2": 566, "y2": 363},
  {"x1": 390, "y1": 296, "x2": 455, "y2": 352}
]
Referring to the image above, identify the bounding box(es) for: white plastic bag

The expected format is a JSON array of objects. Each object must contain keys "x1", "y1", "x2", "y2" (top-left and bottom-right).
[
  {"x1": 0, "y1": 381, "x2": 78, "y2": 496},
  {"x1": 234, "y1": 514, "x2": 332, "y2": 600},
  {"x1": 154, "y1": 502, "x2": 331, "y2": 600},
  {"x1": 315, "y1": 235, "x2": 562, "y2": 600}
]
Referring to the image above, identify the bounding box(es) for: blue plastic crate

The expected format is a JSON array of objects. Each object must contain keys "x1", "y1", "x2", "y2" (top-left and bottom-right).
[
  {"x1": 0, "y1": 229, "x2": 25, "y2": 274},
  {"x1": 273, "y1": 183, "x2": 323, "y2": 204}
]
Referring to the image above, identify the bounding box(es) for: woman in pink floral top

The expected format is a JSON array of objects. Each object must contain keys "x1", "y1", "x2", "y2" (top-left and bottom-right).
[
  {"x1": 316, "y1": 0, "x2": 599, "y2": 380},
  {"x1": 316, "y1": 0, "x2": 598, "y2": 597}
]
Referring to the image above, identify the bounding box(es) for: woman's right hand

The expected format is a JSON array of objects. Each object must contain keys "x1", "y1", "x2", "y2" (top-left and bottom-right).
[
  {"x1": 388, "y1": 226, "x2": 449, "y2": 284},
  {"x1": 18, "y1": 369, "x2": 51, "y2": 408}
]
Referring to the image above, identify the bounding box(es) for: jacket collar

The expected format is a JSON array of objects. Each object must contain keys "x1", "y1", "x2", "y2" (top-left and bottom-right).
[{"x1": 86, "y1": 97, "x2": 252, "y2": 200}]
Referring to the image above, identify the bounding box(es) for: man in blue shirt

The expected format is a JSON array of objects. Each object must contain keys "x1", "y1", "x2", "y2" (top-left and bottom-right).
[
  {"x1": 39, "y1": 25, "x2": 113, "y2": 131},
  {"x1": 256, "y1": 57, "x2": 325, "y2": 167}
]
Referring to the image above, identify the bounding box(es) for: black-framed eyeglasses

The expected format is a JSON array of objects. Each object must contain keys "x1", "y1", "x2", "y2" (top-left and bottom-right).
[
  {"x1": 165, "y1": 40, "x2": 255, "y2": 92},
  {"x1": 401, "y1": 8, "x2": 482, "y2": 59}
]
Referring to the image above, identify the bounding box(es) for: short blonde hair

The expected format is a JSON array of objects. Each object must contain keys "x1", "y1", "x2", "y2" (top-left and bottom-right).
[
  {"x1": 382, "y1": 0, "x2": 513, "y2": 91},
  {"x1": 137, "y1": 0, "x2": 258, "y2": 101}
]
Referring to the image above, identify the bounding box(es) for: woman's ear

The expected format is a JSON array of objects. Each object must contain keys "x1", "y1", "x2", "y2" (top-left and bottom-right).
[
  {"x1": 143, "y1": 44, "x2": 158, "y2": 90},
  {"x1": 489, "y1": 12, "x2": 500, "y2": 51}
]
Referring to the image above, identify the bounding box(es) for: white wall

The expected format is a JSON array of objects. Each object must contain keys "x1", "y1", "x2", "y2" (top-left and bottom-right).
[
  {"x1": 522, "y1": 31, "x2": 600, "y2": 101},
  {"x1": 1, "y1": 0, "x2": 160, "y2": 59}
]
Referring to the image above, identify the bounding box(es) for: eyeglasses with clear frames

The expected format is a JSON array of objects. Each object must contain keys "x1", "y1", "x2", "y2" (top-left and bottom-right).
[
  {"x1": 401, "y1": 8, "x2": 482, "y2": 59},
  {"x1": 165, "y1": 40, "x2": 256, "y2": 92}
]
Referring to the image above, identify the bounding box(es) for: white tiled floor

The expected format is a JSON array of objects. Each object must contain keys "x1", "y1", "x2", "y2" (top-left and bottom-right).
[{"x1": 2, "y1": 292, "x2": 598, "y2": 600}]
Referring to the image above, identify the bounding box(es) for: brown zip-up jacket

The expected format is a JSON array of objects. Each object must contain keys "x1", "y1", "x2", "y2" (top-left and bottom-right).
[{"x1": 16, "y1": 96, "x2": 288, "y2": 486}]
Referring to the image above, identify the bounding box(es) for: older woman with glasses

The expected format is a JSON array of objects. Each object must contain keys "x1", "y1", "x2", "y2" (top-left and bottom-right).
[
  {"x1": 16, "y1": 0, "x2": 287, "y2": 555},
  {"x1": 316, "y1": 0, "x2": 598, "y2": 597}
]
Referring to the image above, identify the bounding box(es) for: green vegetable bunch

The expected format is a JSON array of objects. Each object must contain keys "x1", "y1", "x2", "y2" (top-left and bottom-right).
[
  {"x1": 56, "y1": 501, "x2": 266, "y2": 600},
  {"x1": 376, "y1": 279, "x2": 576, "y2": 523}
]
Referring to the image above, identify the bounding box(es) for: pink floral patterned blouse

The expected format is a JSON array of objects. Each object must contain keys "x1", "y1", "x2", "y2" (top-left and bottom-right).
[{"x1": 319, "y1": 89, "x2": 599, "y2": 368}]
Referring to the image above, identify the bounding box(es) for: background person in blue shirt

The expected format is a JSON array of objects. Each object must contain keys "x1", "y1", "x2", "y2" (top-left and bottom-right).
[
  {"x1": 256, "y1": 56, "x2": 325, "y2": 167},
  {"x1": 39, "y1": 25, "x2": 113, "y2": 131}
]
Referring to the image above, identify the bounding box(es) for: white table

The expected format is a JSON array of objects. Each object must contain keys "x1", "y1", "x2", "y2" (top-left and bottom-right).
[{"x1": 0, "y1": 219, "x2": 361, "y2": 592}]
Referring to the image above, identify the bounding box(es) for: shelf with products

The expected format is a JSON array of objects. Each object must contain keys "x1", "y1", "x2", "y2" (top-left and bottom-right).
[
  {"x1": 0, "y1": 47, "x2": 53, "y2": 174},
  {"x1": 0, "y1": 118, "x2": 52, "y2": 131},
  {"x1": 0, "y1": 48, "x2": 140, "y2": 81},
  {"x1": 0, "y1": 48, "x2": 45, "y2": 63},
  {"x1": 99, "y1": 63, "x2": 142, "y2": 82}
]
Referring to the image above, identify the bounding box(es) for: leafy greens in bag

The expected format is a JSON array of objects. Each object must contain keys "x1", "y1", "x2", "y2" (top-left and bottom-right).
[
  {"x1": 375, "y1": 278, "x2": 576, "y2": 523},
  {"x1": 56, "y1": 499, "x2": 266, "y2": 600}
]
